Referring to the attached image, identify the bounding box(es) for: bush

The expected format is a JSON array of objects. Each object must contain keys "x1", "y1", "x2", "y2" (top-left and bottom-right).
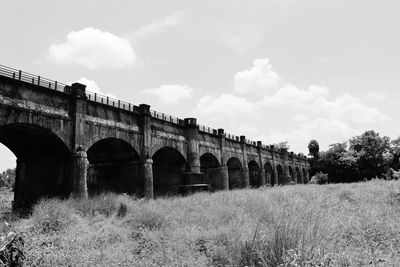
[{"x1": 309, "y1": 172, "x2": 329, "y2": 184}]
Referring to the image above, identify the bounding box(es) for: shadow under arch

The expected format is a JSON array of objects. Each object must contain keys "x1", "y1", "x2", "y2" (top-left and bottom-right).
[
  {"x1": 276, "y1": 164, "x2": 284, "y2": 185},
  {"x1": 295, "y1": 167, "x2": 302, "y2": 184},
  {"x1": 302, "y1": 168, "x2": 307, "y2": 184},
  {"x1": 227, "y1": 157, "x2": 243, "y2": 189},
  {"x1": 264, "y1": 162, "x2": 275, "y2": 186},
  {"x1": 0, "y1": 123, "x2": 72, "y2": 208},
  {"x1": 87, "y1": 138, "x2": 142, "y2": 196},
  {"x1": 200, "y1": 153, "x2": 221, "y2": 191},
  {"x1": 152, "y1": 146, "x2": 187, "y2": 196},
  {"x1": 248, "y1": 160, "x2": 261, "y2": 187}
]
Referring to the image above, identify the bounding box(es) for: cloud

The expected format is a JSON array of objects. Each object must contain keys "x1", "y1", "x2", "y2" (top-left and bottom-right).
[
  {"x1": 73, "y1": 77, "x2": 116, "y2": 98},
  {"x1": 127, "y1": 11, "x2": 185, "y2": 42},
  {"x1": 234, "y1": 58, "x2": 282, "y2": 97},
  {"x1": 192, "y1": 58, "x2": 389, "y2": 153},
  {"x1": 48, "y1": 28, "x2": 136, "y2": 69},
  {"x1": 213, "y1": 22, "x2": 266, "y2": 54},
  {"x1": 143, "y1": 84, "x2": 193, "y2": 104}
]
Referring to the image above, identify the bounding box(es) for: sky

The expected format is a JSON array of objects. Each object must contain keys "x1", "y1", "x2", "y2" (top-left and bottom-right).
[{"x1": 0, "y1": 0, "x2": 399, "y2": 170}]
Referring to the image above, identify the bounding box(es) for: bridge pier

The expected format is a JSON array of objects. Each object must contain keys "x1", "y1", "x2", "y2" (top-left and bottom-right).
[
  {"x1": 143, "y1": 157, "x2": 154, "y2": 199},
  {"x1": 259, "y1": 168, "x2": 266, "y2": 186},
  {"x1": 71, "y1": 148, "x2": 88, "y2": 198},
  {"x1": 220, "y1": 166, "x2": 229, "y2": 190},
  {"x1": 242, "y1": 168, "x2": 250, "y2": 187}
]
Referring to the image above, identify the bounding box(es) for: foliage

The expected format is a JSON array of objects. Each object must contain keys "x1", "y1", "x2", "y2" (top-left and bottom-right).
[
  {"x1": 316, "y1": 130, "x2": 398, "y2": 183},
  {"x1": 274, "y1": 141, "x2": 290, "y2": 151},
  {"x1": 0, "y1": 222, "x2": 25, "y2": 266},
  {"x1": 310, "y1": 172, "x2": 329, "y2": 184},
  {"x1": 0, "y1": 168, "x2": 15, "y2": 188},
  {"x1": 349, "y1": 130, "x2": 390, "y2": 179},
  {"x1": 308, "y1": 139, "x2": 320, "y2": 159}
]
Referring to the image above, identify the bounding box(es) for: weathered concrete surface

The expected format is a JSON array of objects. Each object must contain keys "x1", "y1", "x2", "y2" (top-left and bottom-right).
[{"x1": 0, "y1": 72, "x2": 310, "y2": 207}]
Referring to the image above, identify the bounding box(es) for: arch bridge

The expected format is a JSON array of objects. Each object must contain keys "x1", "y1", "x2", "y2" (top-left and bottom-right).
[{"x1": 0, "y1": 65, "x2": 310, "y2": 207}]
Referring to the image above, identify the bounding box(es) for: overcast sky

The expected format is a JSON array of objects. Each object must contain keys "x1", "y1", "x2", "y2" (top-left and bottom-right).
[{"x1": 1, "y1": 0, "x2": 399, "y2": 170}]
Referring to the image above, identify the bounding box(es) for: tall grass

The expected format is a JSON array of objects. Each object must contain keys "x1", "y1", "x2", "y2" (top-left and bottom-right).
[{"x1": 13, "y1": 179, "x2": 400, "y2": 266}]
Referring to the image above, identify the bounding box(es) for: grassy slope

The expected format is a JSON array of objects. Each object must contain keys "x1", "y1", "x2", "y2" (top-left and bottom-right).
[{"x1": 9, "y1": 180, "x2": 400, "y2": 266}]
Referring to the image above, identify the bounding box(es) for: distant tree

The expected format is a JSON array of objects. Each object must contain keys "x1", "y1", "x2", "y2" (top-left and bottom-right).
[
  {"x1": 349, "y1": 130, "x2": 390, "y2": 179},
  {"x1": 390, "y1": 136, "x2": 400, "y2": 170},
  {"x1": 319, "y1": 142, "x2": 359, "y2": 183},
  {"x1": 275, "y1": 141, "x2": 290, "y2": 151},
  {"x1": 308, "y1": 140, "x2": 320, "y2": 160}
]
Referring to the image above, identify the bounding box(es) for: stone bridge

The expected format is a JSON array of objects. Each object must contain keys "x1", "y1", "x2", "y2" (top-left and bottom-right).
[{"x1": 0, "y1": 65, "x2": 310, "y2": 207}]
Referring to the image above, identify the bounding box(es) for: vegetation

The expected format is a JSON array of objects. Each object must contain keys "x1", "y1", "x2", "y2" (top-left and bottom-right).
[
  {"x1": 0, "y1": 180, "x2": 398, "y2": 266},
  {"x1": 310, "y1": 130, "x2": 400, "y2": 182},
  {"x1": 0, "y1": 168, "x2": 15, "y2": 188}
]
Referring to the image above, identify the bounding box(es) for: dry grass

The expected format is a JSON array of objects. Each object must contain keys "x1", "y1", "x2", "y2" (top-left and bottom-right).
[{"x1": 9, "y1": 179, "x2": 400, "y2": 266}]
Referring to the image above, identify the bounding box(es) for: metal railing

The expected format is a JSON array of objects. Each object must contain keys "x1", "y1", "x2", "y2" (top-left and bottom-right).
[
  {"x1": 0, "y1": 64, "x2": 68, "y2": 92},
  {"x1": 150, "y1": 110, "x2": 182, "y2": 125},
  {"x1": 225, "y1": 133, "x2": 240, "y2": 142},
  {"x1": 198, "y1": 124, "x2": 218, "y2": 135},
  {"x1": 86, "y1": 91, "x2": 136, "y2": 112}
]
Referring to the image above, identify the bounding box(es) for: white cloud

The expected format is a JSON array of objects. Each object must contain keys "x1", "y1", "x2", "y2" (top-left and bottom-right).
[
  {"x1": 213, "y1": 22, "x2": 266, "y2": 54},
  {"x1": 73, "y1": 77, "x2": 116, "y2": 98},
  {"x1": 192, "y1": 58, "x2": 389, "y2": 153},
  {"x1": 143, "y1": 84, "x2": 193, "y2": 104},
  {"x1": 48, "y1": 28, "x2": 136, "y2": 69},
  {"x1": 234, "y1": 58, "x2": 281, "y2": 97},
  {"x1": 127, "y1": 11, "x2": 185, "y2": 42},
  {"x1": 260, "y1": 84, "x2": 329, "y2": 107}
]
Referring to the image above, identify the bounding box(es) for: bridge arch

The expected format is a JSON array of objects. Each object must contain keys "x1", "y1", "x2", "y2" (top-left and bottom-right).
[
  {"x1": 248, "y1": 160, "x2": 261, "y2": 187},
  {"x1": 149, "y1": 142, "x2": 187, "y2": 162},
  {"x1": 227, "y1": 157, "x2": 243, "y2": 189},
  {"x1": 276, "y1": 164, "x2": 284, "y2": 185},
  {"x1": 85, "y1": 134, "x2": 140, "y2": 157},
  {"x1": 152, "y1": 146, "x2": 187, "y2": 196},
  {"x1": 200, "y1": 153, "x2": 221, "y2": 190},
  {"x1": 0, "y1": 123, "x2": 72, "y2": 207},
  {"x1": 264, "y1": 162, "x2": 275, "y2": 186},
  {"x1": 87, "y1": 138, "x2": 142, "y2": 196}
]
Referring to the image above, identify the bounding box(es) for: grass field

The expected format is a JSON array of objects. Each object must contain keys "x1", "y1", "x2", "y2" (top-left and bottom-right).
[{"x1": 6, "y1": 180, "x2": 400, "y2": 266}]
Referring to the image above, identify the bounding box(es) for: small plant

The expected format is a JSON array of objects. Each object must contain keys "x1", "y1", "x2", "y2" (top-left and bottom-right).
[
  {"x1": 310, "y1": 172, "x2": 329, "y2": 184},
  {"x1": 116, "y1": 203, "x2": 128, "y2": 218},
  {"x1": 0, "y1": 222, "x2": 25, "y2": 266}
]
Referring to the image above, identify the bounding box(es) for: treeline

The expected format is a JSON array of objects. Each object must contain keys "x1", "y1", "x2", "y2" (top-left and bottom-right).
[{"x1": 308, "y1": 130, "x2": 400, "y2": 183}]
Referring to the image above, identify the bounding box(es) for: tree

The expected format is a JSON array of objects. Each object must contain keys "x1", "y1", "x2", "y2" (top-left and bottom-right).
[
  {"x1": 390, "y1": 136, "x2": 400, "y2": 170},
  {"x1": 308, "y1": 140, "x2": 320, "y2": 160},
  {"x1": 318, "y1": 142, "x2": 359, "y2": 183},
  {"x1": 274, "y1": 141, "x2": 290, "y2": 151},
  {"x1": 349, "y1": 130, "x2": 390, "y2": 179}
]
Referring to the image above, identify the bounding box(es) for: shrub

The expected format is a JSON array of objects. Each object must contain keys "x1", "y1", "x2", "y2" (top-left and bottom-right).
[{"x1": 310, "y1": 172, "x2": 329, "y2": 184}]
